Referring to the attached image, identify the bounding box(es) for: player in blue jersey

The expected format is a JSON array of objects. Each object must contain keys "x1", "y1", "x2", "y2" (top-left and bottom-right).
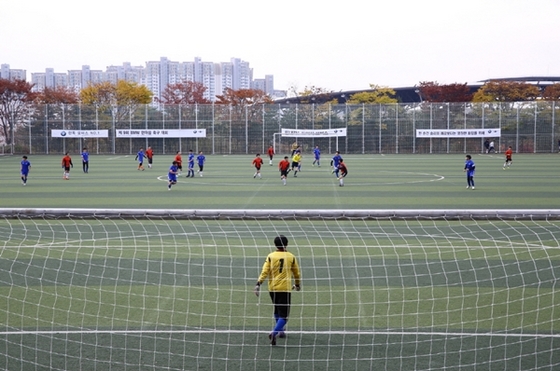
[
  {"x1": 135, "y1": 148, "x2": 145, "y2": 171},
  {"x1": 168, "y1": 161, "x2": 179, "y2": 190},
  {"x1": 197, "y1": 151, "x2": 206, "y2": 177},
  {"x1": 81, "y1": 147, "x2": 89, "y2": 173},
  {"x1": 20, "y1": 155, "x2": 31, "y2": 185},
  {"x1": 464, "y1": 155, "x2": 475, "y2": 189},
  {"x1": 186, "y1": 149, "x2": 195, "y2": 178},
  {"x1": 312, "y1": 145, "x2": 321, "y2": 167},
  {"x1": 330, "y1": 151, "x2": 342, "y2": 177}
]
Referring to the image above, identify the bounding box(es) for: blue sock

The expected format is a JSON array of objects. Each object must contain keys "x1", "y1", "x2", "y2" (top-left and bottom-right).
[{"x1": 273, "y1": 318, "x2": 286, "y2": 337}]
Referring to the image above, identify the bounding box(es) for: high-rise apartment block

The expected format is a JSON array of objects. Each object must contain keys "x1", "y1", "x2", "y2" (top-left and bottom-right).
[{"x1": 3, "y1": 56, "x2": 285, "y2": 102}]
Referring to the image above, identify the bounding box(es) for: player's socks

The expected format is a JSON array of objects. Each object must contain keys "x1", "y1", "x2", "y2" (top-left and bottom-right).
[{"x1": 272, "y1": 318, "x2": 287, "y2": 337}]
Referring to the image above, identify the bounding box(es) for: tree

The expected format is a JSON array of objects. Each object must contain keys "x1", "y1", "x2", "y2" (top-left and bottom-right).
[
  {"x1": 80, "y1": 80, "x2": 152, "y2": 124},
  {"x1": 157, "y1": 81, "x2": 211, "y2": 105},
  {"x1": 215, "y1": 88, "x2": 273, "y2": 106},
  {"x1": 417, "y1": 81, "x2": 473, "y2": 103},
  {"x1": 542, "y1": 84, "x2": 560, "y2": 101},
  {"x1": 347, "y1": 84, "x2": 398, "y2": 104},
  {"x1": 296, "y1": 85, "x2": 336, "y2": 104},
  {"x1": 0, "y1": 78, "x2": 37, "y2": 151},
  {"x1": 35, "y1": 86, "x2": 79, "y2": 104},
  {"x1": 472, "y1": 80, "x2": 540, "y2": 102}
]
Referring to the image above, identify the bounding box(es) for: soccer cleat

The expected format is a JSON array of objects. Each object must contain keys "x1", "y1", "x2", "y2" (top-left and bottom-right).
[
  {"x1": 268, "y1": 333, "x2": 276, "y2": 346},
  {"x1": 466, "y1": 186, "x2": 470, "y2": 189},
  {"x1": 471, "y1": 186, "x2": 475, "y2": 190}
]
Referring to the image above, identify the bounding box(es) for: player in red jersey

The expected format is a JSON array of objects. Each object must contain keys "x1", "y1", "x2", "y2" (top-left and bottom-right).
[
  {"x1": 252, "y1": 153, "x2": 263, "y2": 179},
  {"x1": 61, "y1": 152, "x2": 73, "y2": 180},
  {"x1": 337, "y1": 159, "x2": 348, "y2": 187},
  {"x1": 278, "y1": 156, "x2": 290, "y2": 186},
  {"x1": 267, "y1": 145, "x2": 275, "y2": 166}
]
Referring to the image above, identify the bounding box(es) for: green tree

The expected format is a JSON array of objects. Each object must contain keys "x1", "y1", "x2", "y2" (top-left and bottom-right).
[{"x1": 347, "y1": 84, "x2": 398, "y2": 104}]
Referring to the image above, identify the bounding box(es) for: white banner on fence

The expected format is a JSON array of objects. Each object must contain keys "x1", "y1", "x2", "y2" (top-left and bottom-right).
[
  {"x1": 52, "y1": 130, "x2": 108, "y2": 138},
  {"x1": 416, "y1": 128, "x2": 501, "y2": 138},
  {"x1": 281, "y1": 128, "x2": 347, "y2": 137},
  {"x1": 116, "y1": 129, "x2": 206, "y2": 138}
]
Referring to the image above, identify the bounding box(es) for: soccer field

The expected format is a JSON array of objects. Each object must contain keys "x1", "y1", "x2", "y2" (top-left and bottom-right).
[
  {"x1": 1, "y1": 153, "x2": 559, "y2": 209},
  {"x1": 0, "y1": 153, "x2": 559, "y2": 371}
]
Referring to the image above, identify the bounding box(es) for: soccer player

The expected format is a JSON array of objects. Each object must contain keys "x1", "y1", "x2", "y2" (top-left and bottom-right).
[
  {"x1": 252, "y1": 153, "x2": 263, "y2": 179},
  {"x1": 464, "y1": 154, "x2": 475, "y2": 189},
  {"x1": 135, "y1": 148, "x2": 145, "y2": 171},
  {"x1": 267, "y1": 145, "x2": 275, "y2": 166},
  {"x1": 174, "y1": 151, "x2": 182, "y2": 175},
  {"x1": 330, "y1": 151, "x2": 343, "y2": 177},
  {"x1": 20, "y1": 155, "x2": 31, "y2": 185},
  {"x1": 145, "y1": 146, "x2": 154, "y2": 169},
  {"x1": 186, "y1": 149, "x2": 195, "y2": 178},
  {"x1": 81, "y1": 147, "x2": 89, "y2": 173},
  {"x1": 291, "y1": 150, "x2": 302, "y2": 177},
  {"x1": 337, "y1": 159, "x2": 348, "y2": 187},
  {"x1": 254, "y1": 235, "x2": 301, "y2": 346},
  {"x1": 167, "y1": 161, "x2": 179, "y2": 190},
  {"x1": 61, "y1": 152, "x2": 73, "y2": 180},
  {"x1": 503, "y1": 146, "x2": 513, "y2": 169},
  {"x1": 290, "y1": 142, "x2": 298, "y2": 156},
  {"x1": 278, "y1": 156, "x2": 290, "y2": 186},
  {"x1": 312, "y1": 145, "x2": 321, "y2": 167},
  {"x1": 196, "y1": 151, "x2": 206, "y2": 177},
  {"x1": 488, "y1": 140, "x2": 495, "y2": 153}
]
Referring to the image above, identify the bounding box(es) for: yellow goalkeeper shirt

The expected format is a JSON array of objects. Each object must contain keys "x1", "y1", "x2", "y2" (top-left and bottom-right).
[{"x1": 258, "y1": 250, "x2": 301, "y2": 292}]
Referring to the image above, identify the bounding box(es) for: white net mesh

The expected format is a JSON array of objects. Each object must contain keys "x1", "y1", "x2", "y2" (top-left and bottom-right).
[{"x1": 0, "y1": 209, "x2": 558, "y2": 370}]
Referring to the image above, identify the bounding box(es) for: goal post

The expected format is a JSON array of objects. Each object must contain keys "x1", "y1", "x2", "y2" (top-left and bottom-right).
[{"x1": 1, "y1": 208, "x2": 559, "y2": 371}]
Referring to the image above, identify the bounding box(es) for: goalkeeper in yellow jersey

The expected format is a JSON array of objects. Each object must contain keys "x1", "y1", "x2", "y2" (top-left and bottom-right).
[{"x1": 254, "y1": 235, "x2": 301, "y2": 345}]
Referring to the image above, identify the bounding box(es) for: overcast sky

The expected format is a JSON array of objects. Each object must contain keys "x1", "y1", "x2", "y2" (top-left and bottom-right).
[{"x1": 2, "y1": 0, "x2": 559, "y2": 92}]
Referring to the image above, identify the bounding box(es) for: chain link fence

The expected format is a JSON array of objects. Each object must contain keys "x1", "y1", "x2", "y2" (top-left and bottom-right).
[{"x1": 6, "y1": 101, "x2": 560, "y2": 155}]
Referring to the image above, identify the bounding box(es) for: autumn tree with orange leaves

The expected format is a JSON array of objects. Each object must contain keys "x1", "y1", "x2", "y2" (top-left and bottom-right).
[
  {"x1": 158, "y1": 81, "x2": 211, "y2": 105},
  {"x1": 417, "y1": 82, "x2": 473, "y2": 103},
  {"x1": 542, "y1": 84, "x2": 560, "y2": 101},
  {"x1": 36, "y1": 86, "x2": 79, "y2": 104},
  {"x1": 472, "y1": 80, "x2": 540, "y2": 102}
]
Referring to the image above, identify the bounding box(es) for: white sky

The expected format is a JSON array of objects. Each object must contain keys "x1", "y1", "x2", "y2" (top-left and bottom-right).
[{"x1": 2, "y1": 0, "x2": 560, "y2": 92}]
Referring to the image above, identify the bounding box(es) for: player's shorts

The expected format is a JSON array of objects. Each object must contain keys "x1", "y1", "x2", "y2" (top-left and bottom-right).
[
  {"x1": 255, "y1": 165, "x2": 261, "y2": 171},
  {"x1": 147, "y1": 157, "x2": 153, "y2": 164},
  {"x1": 291, "y1": 161, "x2": 299, "y2": 168},
  {"x1": 63, "y1": 166, "x2": 71, "y2": 172},
  {"x1": 340, "y1": 171, "x2": 348, "y2": 178},
  {"x1": 168, "y1": 175, "x2": 177, "y2": 183},
  {"x1": 21, "y1": 171, "x2": 29, "y2": 176},
  {"x1": 280, "y1": 169, "x2": 288, "y2": 177},
  {"x1": 269, "y1": 291, "x2": 292, "y2": 318},
  {"x1": 506, "y1": 156, "x2": 512, "y2": 161}
]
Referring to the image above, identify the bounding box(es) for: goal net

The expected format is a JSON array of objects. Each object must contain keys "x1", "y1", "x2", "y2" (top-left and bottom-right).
[{"x1": 0, "y1": 208, "x2": 558, "y2": 371}]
